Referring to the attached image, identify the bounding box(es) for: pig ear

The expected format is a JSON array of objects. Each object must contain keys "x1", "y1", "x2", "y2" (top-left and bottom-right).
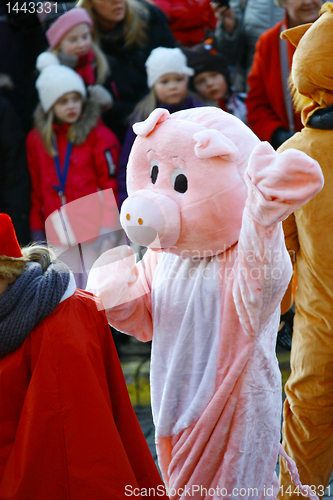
[
  {"x1": 133, "y1": 108, "x2": 170, "y2": 137},
  {"x1": 193, "y1": 129, "x2": 238, "y2": 161}
]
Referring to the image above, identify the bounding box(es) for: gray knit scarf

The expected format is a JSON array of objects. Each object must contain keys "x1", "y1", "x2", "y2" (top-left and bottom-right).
[{"x1": 0, "y1": 260, "x2": 70, "y2": 356}]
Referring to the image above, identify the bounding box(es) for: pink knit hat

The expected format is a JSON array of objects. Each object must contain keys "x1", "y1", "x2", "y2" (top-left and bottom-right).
[{"x1": 46, "y1": 8, "x2": 94, "y2": 49}]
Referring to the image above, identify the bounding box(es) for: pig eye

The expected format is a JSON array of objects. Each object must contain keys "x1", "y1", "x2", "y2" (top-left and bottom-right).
[
  {"x1": 150, "y1": 161, "x2": 159, "y2": 184},
  {"x1": 171, "y1": 168, "x2": 188, "y2": 194}
]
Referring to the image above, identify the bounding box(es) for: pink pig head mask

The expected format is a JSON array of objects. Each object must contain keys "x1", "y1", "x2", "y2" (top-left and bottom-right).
[{"x1": 120, "y1": 107, "x2": 260, "y2": 258}]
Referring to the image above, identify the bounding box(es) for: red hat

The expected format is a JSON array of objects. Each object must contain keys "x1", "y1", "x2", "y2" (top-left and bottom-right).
[
  {"x1": 0, "y1": 214, "x2": 23, "y2": 259},
  {"x1": 0, "y1": 214, "x2": 28, "y2": 280}
]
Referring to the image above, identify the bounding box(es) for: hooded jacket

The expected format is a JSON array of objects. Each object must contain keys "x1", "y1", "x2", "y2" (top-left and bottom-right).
[{"x1": 26, "y1": 100, "x2": 121, "y2": 235}]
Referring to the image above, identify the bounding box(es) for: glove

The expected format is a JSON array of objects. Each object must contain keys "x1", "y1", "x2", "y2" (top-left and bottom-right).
[
  {"x1": 88, "y1": 84, "x2": 113, "y2": 110},
  {"x1": 32, "y1": 229, "x2": 46, "y2": 244},
  {"x1": 271, "y1": 128, "x2": 293, "y2": 150}
]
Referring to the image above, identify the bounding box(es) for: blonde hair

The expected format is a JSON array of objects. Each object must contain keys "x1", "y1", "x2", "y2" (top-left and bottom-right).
[
  {"x1": 130, "y1": 87, "x2": 199, "y2": 124},
  {"x1": 0, "y1": 244, "x2": 56, "y2": 281},
  {"x1": 52, "y1": 40, "x2": 110, "y2": 84},
  {"x1": 39, "y1": 106, "x2": 57, "y2": 156},
  {"x1": 34, "y1": 98, "x2": 84, "y2": 157},
  {"x1": 77, "y1": 0, "x2": 149, "y2": 48},
  {"x1": 130, "y1": 89, "x2": 157, "y2": 123},
  {"x1": 22, "y1": 244, "x2": 56, "y2": 272}
]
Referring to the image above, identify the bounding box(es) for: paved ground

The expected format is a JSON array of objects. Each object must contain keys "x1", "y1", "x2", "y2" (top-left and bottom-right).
[{"x1": 116, "y1": 333, "x2": 333, "y2": 497}]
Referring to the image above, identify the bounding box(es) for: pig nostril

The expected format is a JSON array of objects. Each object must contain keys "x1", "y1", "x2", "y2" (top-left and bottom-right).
[
  {"x1": 126, "y1": 214, "x2": 130, "y2": 221},
  {"x1": 138, "y1": 218, "x2": 143, "y2": 225}
]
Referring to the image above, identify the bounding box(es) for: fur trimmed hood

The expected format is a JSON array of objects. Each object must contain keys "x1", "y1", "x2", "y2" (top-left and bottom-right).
[{"x1": 34, "y1": 98, "x2": 101, "y2": 145}]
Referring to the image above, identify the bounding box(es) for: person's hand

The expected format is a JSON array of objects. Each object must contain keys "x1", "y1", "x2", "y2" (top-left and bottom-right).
[
  {"x1": 86, "y1": 245, "x2": 139, "y2": 310},
  {"x1": 271, "y1": 128, "x2": 293, "y2": 150},
  {"x1": 210, "y1": 2, "x2": 237, "y2": 33},
  {"x1": 88, "y1": 85, "x2": 113, "y2": 110}
]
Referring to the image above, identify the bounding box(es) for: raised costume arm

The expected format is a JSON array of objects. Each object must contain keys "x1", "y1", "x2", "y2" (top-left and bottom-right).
[{"x1": 233, "y1": 141, "x2": 323, "y2": 335}]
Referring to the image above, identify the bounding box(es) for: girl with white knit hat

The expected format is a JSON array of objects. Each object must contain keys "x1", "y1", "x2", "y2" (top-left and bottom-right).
[
  {"x1": 117, "y1": 46, "x2": 202, "y2": 207},
  {"x1": 26, "y1": 62, "x2": 121, "y2": 288}
]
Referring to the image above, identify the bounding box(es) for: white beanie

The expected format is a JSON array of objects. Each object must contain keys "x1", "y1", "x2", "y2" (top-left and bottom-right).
[
  {"x1": 145, "y1": 47, "x2": 194, "y2": 88},
  {"x1": 36, "y1": 62, "x2": 86, "y2": 112}
]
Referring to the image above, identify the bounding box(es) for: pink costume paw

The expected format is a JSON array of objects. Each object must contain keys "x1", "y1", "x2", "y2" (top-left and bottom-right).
[
  {"x1": 86, "y1": 245, "x2": 138, "y2": 310},
  {"x1": 244, "y1": 141, "x2": 324, "y2": 227}
]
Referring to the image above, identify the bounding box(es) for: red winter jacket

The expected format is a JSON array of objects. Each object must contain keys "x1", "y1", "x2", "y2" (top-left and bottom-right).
[
  {"x1": 246, "y1": 19, "x2": 303, "y2": 143},
  {"x1": 26, "y1": 102, "x2": 120, "y2": 234},
  {"x1": 153, "y1": 0, "x2": 216, "y2": 46}
]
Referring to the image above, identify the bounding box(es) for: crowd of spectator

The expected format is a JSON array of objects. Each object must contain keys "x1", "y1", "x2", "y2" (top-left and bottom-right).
[{"x1": 0, "y1": 0, "x2": 323, "y2": 274}]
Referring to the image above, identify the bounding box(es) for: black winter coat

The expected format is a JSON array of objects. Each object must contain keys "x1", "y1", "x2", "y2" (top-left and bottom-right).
[
  {"x1": 100, "y1": 2, "x2": 175, "y2": 142},
  {"x1": 0, "y1": 94, "x2": 31, "y2": 245}
]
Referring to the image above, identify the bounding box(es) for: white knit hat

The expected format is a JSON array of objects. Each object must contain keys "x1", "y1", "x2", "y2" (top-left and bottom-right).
[
  {"x1": 145, "y1": 47, "x2": 194, "y2": 88},
  {"x1": 36, "y1": 62, "x2": 86, "y2": 112}
]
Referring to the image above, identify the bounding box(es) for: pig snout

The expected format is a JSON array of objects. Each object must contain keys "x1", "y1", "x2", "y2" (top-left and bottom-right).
[{"x1": 120, "y1": 191, "x2": 181, "y2": 249}]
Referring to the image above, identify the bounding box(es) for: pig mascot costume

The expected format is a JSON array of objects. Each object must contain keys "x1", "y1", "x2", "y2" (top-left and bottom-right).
[{"x1": 87, "y1": 107, "x2": 323, "y2": 499}]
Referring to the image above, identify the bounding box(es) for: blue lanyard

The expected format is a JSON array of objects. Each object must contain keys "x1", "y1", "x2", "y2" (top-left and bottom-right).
[{"x1": 52, "y1": 138, "x2": 73, "y2": 205}]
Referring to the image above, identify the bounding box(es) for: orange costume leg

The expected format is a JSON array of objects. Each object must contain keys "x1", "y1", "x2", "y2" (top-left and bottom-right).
[{"x1": 278, "y1": 305, "x2": 333, "y2": 500}]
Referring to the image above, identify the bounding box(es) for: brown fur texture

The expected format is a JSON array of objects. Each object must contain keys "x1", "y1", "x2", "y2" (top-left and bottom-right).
[
  {"x1": 321, "y1": 1, "x2": 333, "y2": 13},
  {"x1": 282, "y1": 2, "x2": 333, "y2": 123},
  {"x1": 288, "y1": 75, "x2": 313, "y2": 114},
  {"x1": 278, "y1": 4, "x2": 333, "y2": 491},
  {"x1": 0, "y1": 257, "x2": 27, "y2": 281}
]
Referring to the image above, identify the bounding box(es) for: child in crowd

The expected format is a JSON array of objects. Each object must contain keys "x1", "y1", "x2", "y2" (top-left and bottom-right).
[
  {"x1": 0, "y1": 213, "x2": 166, "y2": 499},
  {"x1": 26, "y1": 62, "x2": 121, "y2": 288},
  {"x1": 182, "y1": 39, "x2": 247, "y2": 123},
  {"x1": 117, "y1": 46, "x2": 202, "y2": 207},
  {"x1": 37, "y1": 7, "x2": 112, "y2": 109}
]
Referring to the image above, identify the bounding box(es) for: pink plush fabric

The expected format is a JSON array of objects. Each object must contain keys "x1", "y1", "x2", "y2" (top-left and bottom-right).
[{"x1": 87, "y1": 107, "x2": 323, "y2": 499}]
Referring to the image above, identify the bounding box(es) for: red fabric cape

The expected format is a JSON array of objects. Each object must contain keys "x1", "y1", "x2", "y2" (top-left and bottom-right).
[{"x1": 0, "y1": 289, "x2": 165, "y2": 499}]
